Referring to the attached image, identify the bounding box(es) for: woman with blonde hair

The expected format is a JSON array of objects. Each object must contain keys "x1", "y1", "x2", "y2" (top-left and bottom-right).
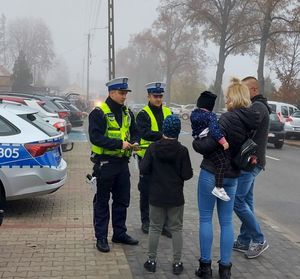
[{"x1": 193, "y1": 77, "x2": 259, "y2": 279}]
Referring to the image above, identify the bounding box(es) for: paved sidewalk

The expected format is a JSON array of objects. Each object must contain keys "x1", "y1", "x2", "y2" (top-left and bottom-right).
[{"x1": 1, "y1": 142, "x2": 300, "y2": 278}]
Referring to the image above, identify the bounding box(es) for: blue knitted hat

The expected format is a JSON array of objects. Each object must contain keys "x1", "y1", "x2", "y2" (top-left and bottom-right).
[{"x1": 162, "y1": 115, "x2": 181, "y2": 138}]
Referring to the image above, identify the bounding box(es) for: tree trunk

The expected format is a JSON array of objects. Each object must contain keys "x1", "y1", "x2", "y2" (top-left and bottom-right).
[
  {"x1": 257, "y1": 6, "x2": 272, "y2": 96},
  {"x1": 165, "y1": 58, "x2": 172, "y2": 106},
  {"x1": 257, "y1": 32, "x2": 269, "y2": 95},
  {"x1": 214, "y1": 38, "x2": 226, "y2": 111}
]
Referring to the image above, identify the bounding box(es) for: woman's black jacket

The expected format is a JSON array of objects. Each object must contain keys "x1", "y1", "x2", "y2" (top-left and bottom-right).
[{"x1": 193, "y1": 107, "x2": 260, "y2": 178}]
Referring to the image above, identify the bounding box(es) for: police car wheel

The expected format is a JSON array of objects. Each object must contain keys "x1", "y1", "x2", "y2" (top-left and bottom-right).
[{"x1": 0, "y1": 186, "x2": 6, "y2": 209}]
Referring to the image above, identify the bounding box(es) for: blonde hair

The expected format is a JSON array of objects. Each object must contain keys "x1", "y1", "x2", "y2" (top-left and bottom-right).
[{"x1": 225, "y1": 77, "x2": 251, "y2": 111}]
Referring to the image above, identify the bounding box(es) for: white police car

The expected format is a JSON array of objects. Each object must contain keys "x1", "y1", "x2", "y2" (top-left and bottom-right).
[{"x1": 0, "y1": 103, "x2": 67, "y2": 201}]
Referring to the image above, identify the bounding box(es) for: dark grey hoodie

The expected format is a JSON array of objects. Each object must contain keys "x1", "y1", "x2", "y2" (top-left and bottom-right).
[{"x1": 251, "y1": 95, "x2": 272, "y2": 168}]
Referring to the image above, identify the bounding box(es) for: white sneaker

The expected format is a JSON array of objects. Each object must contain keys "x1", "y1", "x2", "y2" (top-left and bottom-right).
[{"x1": 212, "y1": 187, "x2": 230, "y2": 201}]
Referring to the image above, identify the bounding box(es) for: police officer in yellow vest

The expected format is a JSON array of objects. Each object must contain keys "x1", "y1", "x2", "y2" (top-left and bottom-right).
[
  {"x1": 136, "y1": 82, "x2": 172, "y2": 236},
  {"x1": 88, "y1": 77, "x2": 139, "y2": 253}
]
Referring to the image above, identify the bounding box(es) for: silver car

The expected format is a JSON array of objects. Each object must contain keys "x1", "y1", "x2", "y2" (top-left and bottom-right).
[
  {"x1": 284, "y1": 110, "x2": 300, "y2": 139},
  {"x1": 0, "y1": 103, "x2": 67, "y2": 201}
]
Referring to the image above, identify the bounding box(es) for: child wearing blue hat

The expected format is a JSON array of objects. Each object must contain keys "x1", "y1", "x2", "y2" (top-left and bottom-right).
[
  {"x1": 140, "y1": 115, "x2": 193, "y2": 275},
  {"x1": 191, "y1": 91, "x2": 230, "y2": 201}
]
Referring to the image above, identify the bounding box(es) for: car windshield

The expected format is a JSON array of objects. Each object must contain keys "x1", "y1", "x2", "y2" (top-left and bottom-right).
[{"x1": 18, "y1": 113, "x2": 60, "y2": 137}]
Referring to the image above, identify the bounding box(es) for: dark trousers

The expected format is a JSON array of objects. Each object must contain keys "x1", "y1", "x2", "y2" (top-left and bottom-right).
[
  {"x1": 93, "y1": 160, "x2": 130, "y2": 240},
  {"x1": 137, "y1": 156, "x2": 150, "y2": 224},
  {"x1": 210, "y1": 149, "x2": 228, "y2": 189}
]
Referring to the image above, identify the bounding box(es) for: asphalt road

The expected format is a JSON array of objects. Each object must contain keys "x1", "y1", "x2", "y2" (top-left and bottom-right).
[{"x1": 179, "y1": 120, "x2": 300, "y2": 245}]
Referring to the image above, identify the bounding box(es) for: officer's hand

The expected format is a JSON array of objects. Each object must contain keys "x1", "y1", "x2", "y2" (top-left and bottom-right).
[{"x1": 122, "y1": 141, "x2": 132, "y2": 150}]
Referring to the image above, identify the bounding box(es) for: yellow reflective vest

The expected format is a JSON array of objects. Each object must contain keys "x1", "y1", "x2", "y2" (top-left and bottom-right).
[
  {"x1": 91, "y1": 102, "x2": 131, "y2": 157},
  {"x1": 136, "y1": 105, "x2": 172, "y2": 158}
]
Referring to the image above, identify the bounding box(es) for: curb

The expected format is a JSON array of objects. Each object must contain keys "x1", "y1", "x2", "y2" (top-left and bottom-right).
[{"x1": 285, "y1": 140, "x2": 300, "y2": 147}]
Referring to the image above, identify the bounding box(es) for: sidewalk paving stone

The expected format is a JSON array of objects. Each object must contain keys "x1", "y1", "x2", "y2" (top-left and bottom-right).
[{"x1": 0, "y1": 142, "x2": 299, "y2": 278}]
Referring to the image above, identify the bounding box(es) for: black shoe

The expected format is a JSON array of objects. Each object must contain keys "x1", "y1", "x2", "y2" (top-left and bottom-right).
[
  {"x1": 112, "y1": 234, "x2": 139, "y2": 245},
  {"x1": 96, "y1": 238, "x2": 110, "y2": 252},
  {"x1": 173, "y1": 262, "x2": 184, "y2": 275},
  {"x1": 161, "y1": 227, "x2": 172, "y2": 238},
  {"x1": 141, "y1": 222, "x2": 149, "y2": 234},
  {"x1": 218, "y1": 261, "x2": 232, "y2": 279},
  {"x1": 195, "y1": 259, "x2": 212, "y2": 278},
  {"x1": 144, "y1": 259, "x2": 156, "y2": 272}
]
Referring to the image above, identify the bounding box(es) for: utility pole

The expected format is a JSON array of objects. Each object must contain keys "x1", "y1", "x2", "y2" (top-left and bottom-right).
[
  {"x1": 108, "y1": 0, "x2": 115, "y2": 80},
  {"x1": 86, "y1": 33, "x2": 91, "y2": 101}
]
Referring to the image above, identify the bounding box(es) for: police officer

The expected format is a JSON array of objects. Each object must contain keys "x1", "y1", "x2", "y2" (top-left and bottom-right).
[
  {"x1": 89, "y1": 77, "x2": 139, "y2": 253},
  {"x1": 136, "y1": 82, "x2": 172, "y2": 236}
]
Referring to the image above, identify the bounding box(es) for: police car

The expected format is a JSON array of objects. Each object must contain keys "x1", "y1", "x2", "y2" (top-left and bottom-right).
[{"x1": 0, "y1": 103, "x2": 67, "y2": 201}]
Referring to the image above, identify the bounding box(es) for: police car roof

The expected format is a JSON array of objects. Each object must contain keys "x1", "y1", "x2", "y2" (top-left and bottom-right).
[{"x1": 0, "y1": 103, "x2": 39, "y2": 115}]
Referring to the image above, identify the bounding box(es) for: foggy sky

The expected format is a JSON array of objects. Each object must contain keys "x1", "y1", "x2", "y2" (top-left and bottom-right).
[{"x1": 1, "y1": 0, "x2": 269, "y2": 93}]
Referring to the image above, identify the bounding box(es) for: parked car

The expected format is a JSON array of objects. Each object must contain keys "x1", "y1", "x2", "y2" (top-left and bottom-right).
[
  {"x1": 128, "y1": 103, "x2": 145, "y2": 115},
  {"x1": 0, "y1": 92, "x2": 72, "y2": 133},
  {"x1": 169, "y1": 103, "x2": 183, "y2": 117},
  {"x1": 268, "y1": 101, "x2": 298, "y2": 122},
  {"x1": 0, "y1": 96, "x2": 70, "y2": 148},
  {"x1": 53, "y1": 99, "x2": 84, "y2": 127},
  {"x1": 180, "y1": 104, "x2": 196, "y2": 120},
  {"x1": 284, "y1": 110, "x2": 300, "y2": 139},
  {"x1": 0, "y1": 103, "x2": 67, "y2": 201},
  {"x1": 268, "y1": 112, "x2": 285, "y2": 149}
]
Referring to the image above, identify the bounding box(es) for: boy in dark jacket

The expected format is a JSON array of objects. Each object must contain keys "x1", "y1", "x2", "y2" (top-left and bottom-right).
[{"x1": 140, "y1": 115, "x2": 193, "y2": 275}]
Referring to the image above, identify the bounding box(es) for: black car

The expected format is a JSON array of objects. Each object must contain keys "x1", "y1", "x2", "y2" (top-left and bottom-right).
[
  {"x1": 268, "y1": 112, "x2": 285, "y2": 149},
  {"x1": 54, "y1": 100, "x2": 84, "y2": 127}
]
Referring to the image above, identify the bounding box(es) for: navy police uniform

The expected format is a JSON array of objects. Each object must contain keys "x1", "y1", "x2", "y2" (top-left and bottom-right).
[
  {"x1": 88, "y1": 77, "x2": 139, "y2": 252},
  {"x1": 136, "y1": 82, "x2": 172, "y2": 236}
]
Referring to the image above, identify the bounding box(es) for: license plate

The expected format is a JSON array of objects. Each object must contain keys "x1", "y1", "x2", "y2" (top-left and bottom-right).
[{"x1": 268, "y1": 133, "x2": 275, "y2": 137}]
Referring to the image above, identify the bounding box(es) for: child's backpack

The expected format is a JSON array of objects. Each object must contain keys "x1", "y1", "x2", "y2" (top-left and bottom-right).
[{"x1": 233, "y1": 138, "x2": 258, "y2": 171}]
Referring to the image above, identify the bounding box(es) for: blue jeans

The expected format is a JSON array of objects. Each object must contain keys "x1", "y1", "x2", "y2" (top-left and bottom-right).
[
  {"x1": 234, "y1": 167, "x2": 264, "y2": 245},
  {"x1": 198, "y1": 169, "x2": 238, "y2": 265}
]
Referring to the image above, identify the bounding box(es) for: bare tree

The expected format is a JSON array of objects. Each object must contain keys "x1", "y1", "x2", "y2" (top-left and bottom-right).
[
  {"x1": 116, "y1": 31, "x2": 163, "y2": 103},
  {"x1": 7, "y1": 17, "x2": 55, "y2": 85},
  {"x1": 169, "y1": 0, "x2": 256, "y2": 108},
  {"x1": 150, "y1": 5, "x2": 206, "y2": 104},
  {"x1": 271, "y1": 33, "x2": 300, "y2": 103},
  {"x1": 117, "y1": 5, "x2": 205, "y2": 105},
  {"x1": 253, "y1": 0, "x2": 300, "y2": 94},
  {"x1": 46, "y1": 57, "x2": 70, "y2": 90}
]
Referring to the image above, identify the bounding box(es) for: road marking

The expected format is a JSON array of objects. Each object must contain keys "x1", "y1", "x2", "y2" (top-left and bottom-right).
[{"x1": 266, "y1": 155, "x2": 280, "y2": 161}]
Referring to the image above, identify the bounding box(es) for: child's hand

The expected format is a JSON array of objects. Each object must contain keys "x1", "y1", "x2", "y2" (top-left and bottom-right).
[
  {"x1": 222, "y1": 142, "x2": 229, "y2": 150},
  {"x1": 250, "y1": 155, "x2": 257, "y2": 165}
]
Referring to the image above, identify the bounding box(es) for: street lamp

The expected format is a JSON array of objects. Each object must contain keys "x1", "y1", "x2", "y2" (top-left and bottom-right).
[{"x1": 86, "y1": 27, "x2": 108, "y2": 102}]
